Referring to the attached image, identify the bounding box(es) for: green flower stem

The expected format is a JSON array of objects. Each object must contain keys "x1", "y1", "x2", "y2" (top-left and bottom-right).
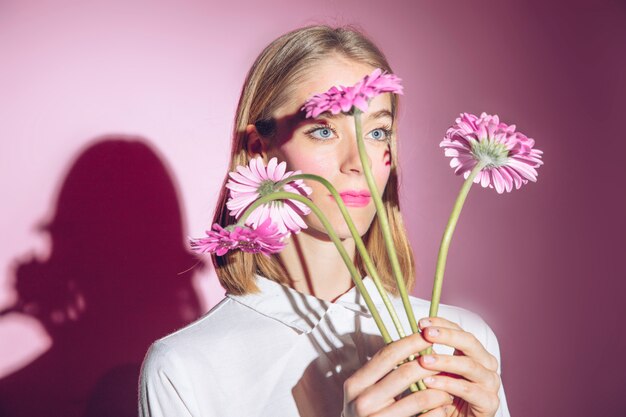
[
  {"x1": 419, "y1": 160, "x2": 487, "y2": 357},
  {"x1": 352, "y1": 111, "x2": 421, "y2": 394},
  {"x1": 353, "y1": 110, "x2": 418, "y2": 335},
  {"x1": 236, "y1": 191, "x2": 393, "y2": 344},
  {"x1": 276, "y1": 173, "x2": 407, "y2": 340},
  {"x1": 412, "y1": 161, "x2": 488, "y2": 401}
]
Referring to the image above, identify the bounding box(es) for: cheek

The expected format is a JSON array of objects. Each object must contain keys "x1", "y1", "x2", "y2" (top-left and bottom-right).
[
  {"x1": 274, "y1": 143, "x2": 334, "y2": 177},
  {"x1": 291, "y1": 156, "x2": 333, "y2": 176},
  {"x1": 376, "y1": 164, "x2": 392, "y2": 190},
  {"x1": 371, "y1": 145, "x2": 392, "y2": 187}
]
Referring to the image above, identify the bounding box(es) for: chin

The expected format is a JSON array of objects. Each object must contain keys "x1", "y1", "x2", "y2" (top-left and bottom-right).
[
  {"x1": 304, "y1": 218, "x2": 372, "y2": 241},
  {"x1": 339, "y1": 222, "x2": 371, "y2": 239}
]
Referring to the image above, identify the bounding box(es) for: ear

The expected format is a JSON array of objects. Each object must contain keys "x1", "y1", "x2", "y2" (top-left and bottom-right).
[{"x1": 245, "y1": 124, "x2": 269, "y2": 160}]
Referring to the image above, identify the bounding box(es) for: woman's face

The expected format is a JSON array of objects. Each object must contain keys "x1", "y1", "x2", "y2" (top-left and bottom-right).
[{"x1": 263, "y1": 55, "x2": 394, "y2": 239}]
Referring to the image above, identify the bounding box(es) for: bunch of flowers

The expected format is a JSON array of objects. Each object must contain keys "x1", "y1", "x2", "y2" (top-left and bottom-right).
[{"x1": 191, "y1": 68, "x2": 543, "y2": 394}]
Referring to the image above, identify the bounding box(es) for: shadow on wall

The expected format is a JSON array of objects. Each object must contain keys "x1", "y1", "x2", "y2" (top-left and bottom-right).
[{"x1": 0, "y1": 138, "x2": 203, "y2": 417}]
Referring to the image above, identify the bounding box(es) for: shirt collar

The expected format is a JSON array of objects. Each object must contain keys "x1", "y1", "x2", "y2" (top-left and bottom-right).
[{"x1": 227, "y1": 274, "x2": 387, "y2": 334}]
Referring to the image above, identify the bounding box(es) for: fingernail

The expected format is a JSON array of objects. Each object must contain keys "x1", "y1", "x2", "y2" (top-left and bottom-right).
[
  {"x1": 419, "y1": 318, "x2": 431, "y2": 328},
  {"x1": 422, "y1": 355, "x2": 436, "y2": 364},
  {"x1": 449, "y1": 395, "x2": 454, "y2": 402},
  {"x1": 423, "y1": 376, "x2": 435, "y2": 384},
  {"x1": 427, "y1": 327, "x2": 439, "y2": 337}
]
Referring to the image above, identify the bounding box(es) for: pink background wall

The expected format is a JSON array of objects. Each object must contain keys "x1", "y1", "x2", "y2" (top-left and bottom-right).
[{"x1": 1, "y1": 0, "x2": 624, "y2": 416}]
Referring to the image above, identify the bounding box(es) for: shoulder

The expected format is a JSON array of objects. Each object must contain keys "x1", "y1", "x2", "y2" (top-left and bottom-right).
[
  {"x1": 141, "y1": 291, "x2": 293, "y2": 369},
  {"x1": 139, "y1": 297, "x2": 241, "y2": 393},
  {"x1": 149, "y1": 297, "x2": 233, "y2": 353},
  {"x1": 406, "y1": 294, "x2": 498, "y2": 340},
  {"x1": 404, "y1": 295, "x2": 501, "y2": 359}
]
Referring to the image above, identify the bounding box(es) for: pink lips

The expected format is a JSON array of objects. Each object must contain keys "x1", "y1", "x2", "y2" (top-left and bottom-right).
[{"x1": 336, "y1": 190, "x2": 371, "y2": 207}]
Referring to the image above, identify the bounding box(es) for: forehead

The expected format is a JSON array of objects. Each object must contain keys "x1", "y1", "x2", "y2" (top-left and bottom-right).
[{"x1": 274, "y1": 56, "x2": 392, "y2": 119}]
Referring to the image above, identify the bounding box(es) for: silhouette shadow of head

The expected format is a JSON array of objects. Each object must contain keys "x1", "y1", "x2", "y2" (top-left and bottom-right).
[{"x1": 0, "y1": 137, "x2": 202, "y2": 417}]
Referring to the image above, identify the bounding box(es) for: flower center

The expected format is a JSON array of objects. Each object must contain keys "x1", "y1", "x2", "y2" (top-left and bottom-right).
[
  {"x1": 471, "y1": 138, "x2": 509, "y2": 168},
  {"x1": 238, "y1": 240, "x2": 260, "y2": 251},
  {"x1": 258, "y1": 180, "x2": 280, "y2": 197}
]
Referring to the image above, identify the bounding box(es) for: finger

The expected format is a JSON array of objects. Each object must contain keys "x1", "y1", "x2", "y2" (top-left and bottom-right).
[
  {"x1": 344, "y1": 333, "x2": 433, "y2": 400},
  {"x1": 414, "y1": 405, "x2": 455, "y2": 417},
  {"x1": 369, "y1": 388, "x2": 454, "y2": 417},
  {"x1": 418, "y1": 317, "x2": 464, "y2": 357},
  {"x1": 418, "y1": 324, "x2": 498, "y2": 372},
  {"x1": 423, "y1": 375, "x2": 501, "y2": 414},
  {"x1": 418, "y1": 354, "x2": 498, "y2": 390},
  {"x1": 357, "y1": 359, "x2": 438, "y2": 412},
  {"x1": 418, "y1": 317, "x2": 463, "y2": 332},
  {"x1": 419, "y1": 317, "x2": 463, "y2": 357}
]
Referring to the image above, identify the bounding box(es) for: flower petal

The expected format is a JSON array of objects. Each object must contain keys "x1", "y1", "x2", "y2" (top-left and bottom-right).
[
  {"x1": 440, "y1": 112, "x2": 542, "y2": 193},
  {"x1": 301, "y1": 69, "x2": 403, "y2": 118}
]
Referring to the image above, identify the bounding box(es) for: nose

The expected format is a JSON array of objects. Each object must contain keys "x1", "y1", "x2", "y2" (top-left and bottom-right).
[{"x1": 339, "y1": 133, "x2": 371, "y2": 175}]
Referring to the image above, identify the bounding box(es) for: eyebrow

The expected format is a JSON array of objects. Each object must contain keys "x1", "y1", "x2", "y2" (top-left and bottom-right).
[{"x1": 310, "y1": 109, "x2": 394, "y2": 122}]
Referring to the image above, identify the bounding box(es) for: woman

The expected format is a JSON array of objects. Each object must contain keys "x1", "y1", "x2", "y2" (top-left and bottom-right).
[{"x1": 139, "y1": 25, "x2": 510, "y2": 417}]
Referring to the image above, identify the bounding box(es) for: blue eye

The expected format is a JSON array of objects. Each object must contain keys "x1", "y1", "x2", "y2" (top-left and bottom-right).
[
  {"x1": 368, "y1": 128, "x2": 390, "y2": 141},
  {"x1": 310, "y1": 126, "x2": 335, "y2": 140}
]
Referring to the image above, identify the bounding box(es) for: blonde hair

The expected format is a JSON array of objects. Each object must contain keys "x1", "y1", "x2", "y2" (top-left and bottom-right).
[{"x1": 211, "y1": 25, "x2": 415, "y2": 296}]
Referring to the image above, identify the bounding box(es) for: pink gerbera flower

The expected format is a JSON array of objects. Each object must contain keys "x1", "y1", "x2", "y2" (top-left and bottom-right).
[
  {"x1": 440, "y1": 112, "x2": 544, "y2": 194},
  {"x1": 301, "y1": 68, "x2": 403, "y2": 118},
  {"x1": 226, "y1": 157, "x2": 312, "y2": 235},
  {"x1": 190, "y1": 218, "x2": 286, "y2": 257}
]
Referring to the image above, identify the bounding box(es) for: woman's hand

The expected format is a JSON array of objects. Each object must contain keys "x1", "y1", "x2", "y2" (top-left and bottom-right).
[
  {"x1": 417, "y1": 317, "x2": 501, "y2": 417},
  {"x1": 342, "y1": 331, "x2": 455, "y2": 417}
]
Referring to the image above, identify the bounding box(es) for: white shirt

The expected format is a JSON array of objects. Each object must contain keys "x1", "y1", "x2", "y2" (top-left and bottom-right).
[{"x1": 139, "y1": 275, "x2": 510, "y2": 417}]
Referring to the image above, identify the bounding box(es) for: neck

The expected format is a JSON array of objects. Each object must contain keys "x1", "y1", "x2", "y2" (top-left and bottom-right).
[{"x1": 277, "y1": 230, "x2": 356, "y2": 302}]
